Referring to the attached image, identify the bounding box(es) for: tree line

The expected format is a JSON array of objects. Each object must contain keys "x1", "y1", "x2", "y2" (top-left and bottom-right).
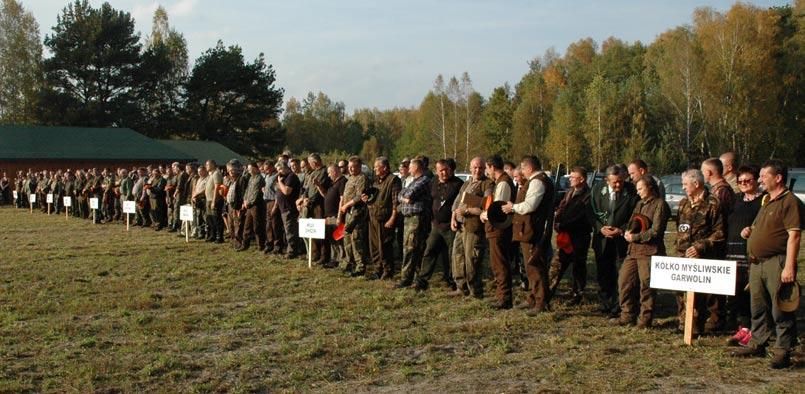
[{"x1": 1, "y1": 0, "x2": 802, "y2": 173}]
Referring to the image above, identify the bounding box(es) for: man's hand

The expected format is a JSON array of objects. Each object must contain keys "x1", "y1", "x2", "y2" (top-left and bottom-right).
[
  {"x1": 685, "y1": 246, "x2": 700, "y2": 258},
  {"x1": 741, "y1": 226, "x2": 751, "y2": 239},
  {"x1": 781, "y1": 264, "x2": 796, "y2": 283},
  {"x1": 624, "y1": 231, "x2": 633, "y2": 242},
  {"x1": 450, "y1": 218, "x2": 458, "y2": 231},
  {"x1": 360, "y1": 194, "x2": 369, "y2": 203},
  {"x1": 501, "y1": 201, "x2": 513, "y2": 214},
  {"x1": 384, "y1": 218, "x2": 395, "y2": 229},
  {"x1": 480, "y1": 211, "x2": 488, "y2": 223}
]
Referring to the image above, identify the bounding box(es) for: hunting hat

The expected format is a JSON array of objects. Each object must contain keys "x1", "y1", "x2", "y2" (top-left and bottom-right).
[
  {"x1": 486, "y1": 200, "x2": 508, "y2": 226},
  {"x1": 628, "y1": 213, "x2": 651, "y2": 235},
  {"x1": 556, "y1": 231, "x2": 574, "y2": 254},
  {"x1": 777, "y1": 281, "x2": 800, "y2": 313}
]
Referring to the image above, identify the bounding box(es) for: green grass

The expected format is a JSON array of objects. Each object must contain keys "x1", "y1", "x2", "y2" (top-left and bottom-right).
[{"x1": 0, "y1": 206, "x2": 802, "y2": 392}]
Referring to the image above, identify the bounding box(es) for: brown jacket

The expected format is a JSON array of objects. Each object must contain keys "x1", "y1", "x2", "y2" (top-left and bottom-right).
[
  {"x1": 675, "y1": 190, "x2": 725, "y2": 259},
  {"x1": 627, "y1": 195, "x2": 671, "y2": 257}
]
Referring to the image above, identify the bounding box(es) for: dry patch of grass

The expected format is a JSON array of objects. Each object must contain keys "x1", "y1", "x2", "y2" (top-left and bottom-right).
[{"x1": 0, "y1": 206, "x2": 802, "y2": 392}]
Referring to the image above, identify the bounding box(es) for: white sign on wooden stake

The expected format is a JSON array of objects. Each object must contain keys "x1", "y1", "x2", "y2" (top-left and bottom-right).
[
  {"x1": 650, "y1": 256, "x2": 736, "y2": 296},
  {"x1": 63, "y1": 197, "x2": 72, "y2": 207},
  {"x1": 89, "y1": 198, "x2": 99, "y2": 210},
  {"x1": 46, "y1": 193, "x2": 54, "y2": 204},
  {"x1": 179, "y1": 205, "x2": 194, "y2": 221},
  {"x1": 122, "y1": 201, "x2": 136, "y2": 214}
]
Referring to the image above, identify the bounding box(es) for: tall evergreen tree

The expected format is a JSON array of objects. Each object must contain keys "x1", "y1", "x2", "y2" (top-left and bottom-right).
[{"x1": 37, "y1": 0, "x2": 141, "y2": 127}]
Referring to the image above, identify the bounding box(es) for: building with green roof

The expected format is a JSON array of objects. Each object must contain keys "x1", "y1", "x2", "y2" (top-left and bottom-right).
[
  {"x1": 0, "y1": 125, "x2": 193, "y2": 176},
  {"x1": 157, "y1": 139, "x2": 247, "y2": 165}
]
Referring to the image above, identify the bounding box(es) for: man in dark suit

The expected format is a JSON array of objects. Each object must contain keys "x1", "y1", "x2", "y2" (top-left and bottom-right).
[{"x1": 588, "y1": 165, "x2": 637, "y2": 316}]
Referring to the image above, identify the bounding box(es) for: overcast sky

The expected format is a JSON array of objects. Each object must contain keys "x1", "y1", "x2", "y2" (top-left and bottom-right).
[{"x1": 26, "y1": 0, "x2": 792, "y2": 112}]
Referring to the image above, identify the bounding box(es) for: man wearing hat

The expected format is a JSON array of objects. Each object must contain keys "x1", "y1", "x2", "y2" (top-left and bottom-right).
[
  {"x1": 548, "y1": 167, "x2": 592, "y2": 306},
  {"x1": 614, "y1": 175, "x2": 670, "y2": 328},
  {"x1": 732, "y1": 160, "x2": 802, "y2": 369},
  {"x1": 481, "y1": 155, "x2": 515, "y2": 310}
]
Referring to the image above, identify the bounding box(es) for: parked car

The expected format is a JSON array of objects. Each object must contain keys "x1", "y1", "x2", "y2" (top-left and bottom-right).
[
  {"x1": 786, "y1": 168, "x2": 804, "y2": 203},
  {"x1": 665, "y1": 181, "x2": 685, "y2": 219}
]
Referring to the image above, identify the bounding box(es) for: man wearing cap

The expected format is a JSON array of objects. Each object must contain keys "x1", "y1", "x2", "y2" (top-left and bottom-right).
[
  {"x1": 363, "y1": 156, "x2": 402, "y2": 280},
  {"x1": 732, "y1": 160, "x2": 802, "y2": 369},
  {"x1": 614, "y1": 175, "x2": 670, "y2": 328},
  {"x1": 548, "y1": 167, "x2": 592, "y2": 306},
  {"x1": 451, "y1": 157, "x2": 494, "y2": 298},
  {"x1": 589, "y1": 165, "x2": 638, "y2": 316},
  {"x1": 340, "y1": 156, "x2": 370, "y2": 276},
  {"x1": 502, "y1": 155, "x2": 555, "y2": 315},
  {"x1": 481, "y1": 155, "x2": 515, "y2": 310}
]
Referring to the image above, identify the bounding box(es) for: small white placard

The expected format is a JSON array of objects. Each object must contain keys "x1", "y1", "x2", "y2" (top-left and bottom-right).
[
  {"x1": 89, "y1": 198, "x2": 99, "y2": 209},
  {"x1": 13, "y1": 190, "x2": 18, "y2": 199},
  {"x1": 63, "y1": 197, "x2": 72, "y2": 207},
  {"x1": 46, "y1": 193, "x2": 54, "y2": 203},
  {"x1": 650, "y1": 256, "x2": 736, "y2": 296},
  {"x1": 29, "y1": 194, "x2": 36, "y2": 203},
  {"x1": 179, "y1": 205, "x2": 194, "y2": 221},
  {"x1": 123, "y1": 201, "x2": 136, "y2": 214},
  {"x1": 298, "y1": 218, "x2": 326, "y2": 239}
]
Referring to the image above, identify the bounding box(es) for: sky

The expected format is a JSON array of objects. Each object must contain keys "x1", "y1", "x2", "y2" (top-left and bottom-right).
[{"x1": 25, "y1": 0, "x2": 793, "y2": 112}]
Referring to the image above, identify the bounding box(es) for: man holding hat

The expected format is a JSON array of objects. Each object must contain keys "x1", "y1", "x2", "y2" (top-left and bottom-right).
[
  {"x1": 481, "y1": 155, "x2": 515, "y2": 310},
  {"x1": 733, "y1": 160, "x2": 802, "y2": 369},
  {"x1": 548, "y1": 167, "x2": 592, "y2": 306}
]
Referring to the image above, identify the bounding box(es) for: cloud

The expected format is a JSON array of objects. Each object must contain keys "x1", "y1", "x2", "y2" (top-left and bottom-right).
[
  {"x1": 170, "y1": 0, "x2": 199, "y2": 16},
  {"x1": 131, "y1": 2, "x2": 158, "y2": 24}
]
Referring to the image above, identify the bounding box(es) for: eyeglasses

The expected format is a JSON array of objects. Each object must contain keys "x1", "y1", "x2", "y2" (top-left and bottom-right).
[{"x1": 737, "y1": 179, "x2": 754, "y2": 185}]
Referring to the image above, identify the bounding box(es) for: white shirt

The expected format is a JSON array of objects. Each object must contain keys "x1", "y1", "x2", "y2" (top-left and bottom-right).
[{"x1": 512, "y1": 173, "x2": 545, "y2": 215}]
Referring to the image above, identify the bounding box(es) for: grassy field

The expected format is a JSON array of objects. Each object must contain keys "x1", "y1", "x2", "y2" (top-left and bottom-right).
[{"x1": 0, "y1": 205, "x2": 802, "y2": 393}]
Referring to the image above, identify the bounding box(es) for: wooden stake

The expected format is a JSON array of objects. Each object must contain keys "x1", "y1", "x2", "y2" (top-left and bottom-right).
[
  {"x1": 684, "y1": 291, "x2": 695, "y2": 345},
  {"x1": 185, "y1": 221, "x2": 189, "y2": 243},
  {"x1": 307, "y1": 238, "x2": 313, "y2": 269},
  {"x1": 48, "y1": 203, "x2": 51, "y2": 215},
  {"x1": 126, "y1": 213, "x2": 130, "y2": 231}
]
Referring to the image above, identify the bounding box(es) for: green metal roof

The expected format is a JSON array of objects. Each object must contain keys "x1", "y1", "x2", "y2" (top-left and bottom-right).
[
  {"x1": 0, "y1": 125, "x2": 194, "y2": 161},
  {"x1": 157, "y1": 139, "x2": 247, "y2": 165}
]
